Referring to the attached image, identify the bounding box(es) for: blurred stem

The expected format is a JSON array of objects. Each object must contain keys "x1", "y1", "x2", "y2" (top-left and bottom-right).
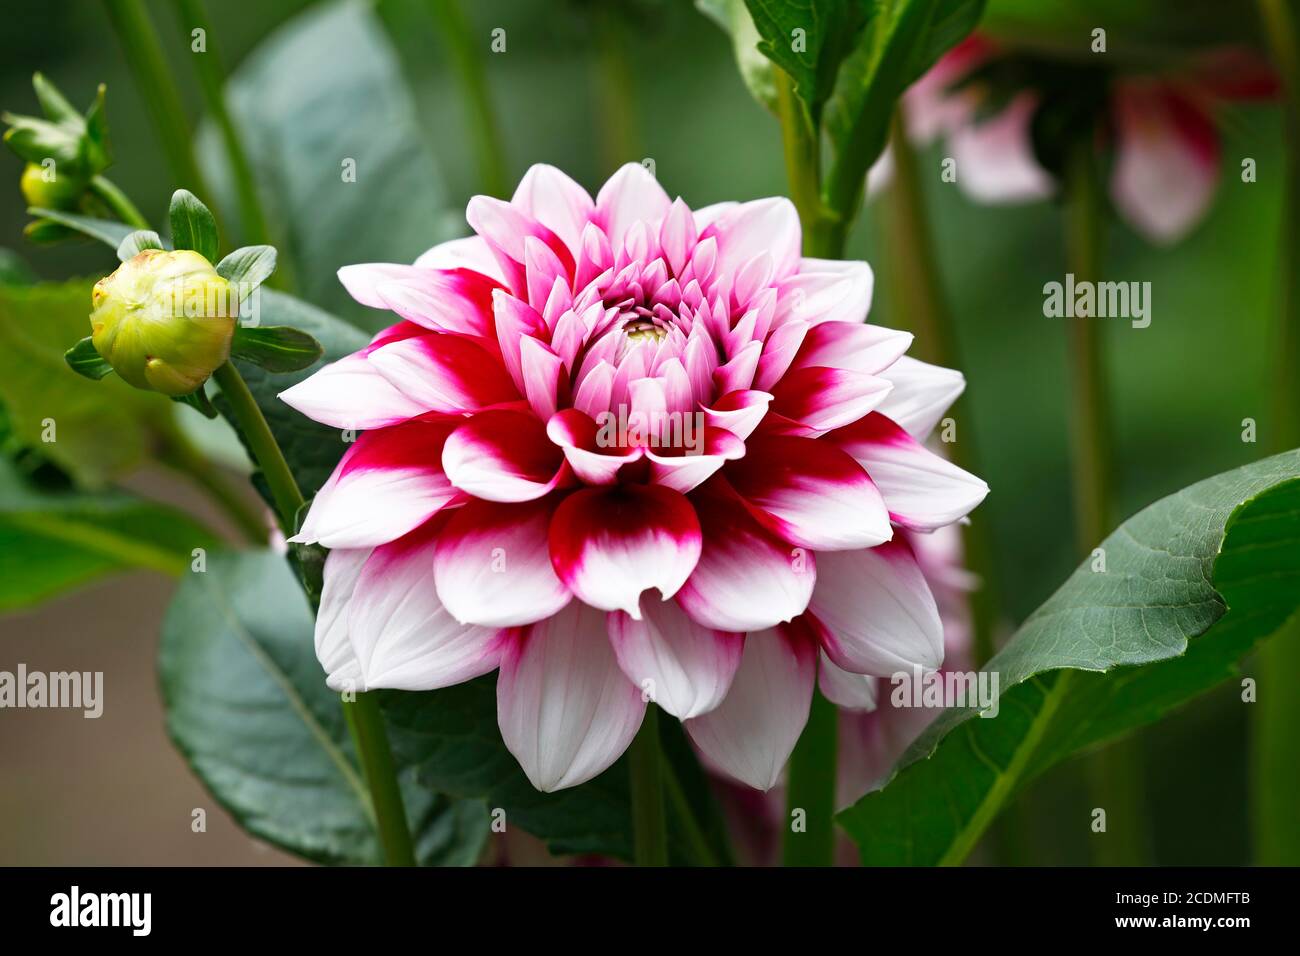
[
  {"x1": 102, "y1": 0, "x2": 216, "y2": 216},
  {"x1": 344, "y1": 693, "x2": 417, "y2": 867},
  {"x1": 157, "y1": 430, "x2": 266, "y2": 544},
  {"x1": 168, "y1": 0, "x2": 275, "y2": 254},
  {"x1": 884, "y1": 112, "x2": 1001, "y2": 669},
  {"x1": 774, "y1": 66, "x2": 839, "y2": 867},
  {"x1": 628, "y1": 705, "x2": 668, "y2": 866},
  {"x1": 783, "y1": 690, "x2": 838, "y2": 866},
  {"x1": 426, "y1": 0, "x2": 508, "y2": 196},
  {"x1": 661, "y1": 758, "x2": 719, "y2": 867},
  {"x1": 1253, "y1": 0, "x2": 1300, "y2": 866},
  {"x1": 88, "y1": 175, "x2": 148, "y2": 229},
  {"x1": 1063, "y1": 137, "x2": 1148, "y2": 867},
  {"x1": 211, "y1": 360, "x2": 416, "y2": 867},
  {"x1": 592, "y1": 4, "x2": 640, "y2": 169}
]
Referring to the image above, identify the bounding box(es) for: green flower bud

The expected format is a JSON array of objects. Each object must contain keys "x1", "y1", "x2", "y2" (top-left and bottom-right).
[
  {"x1": 89, "y1": 249, "x2": 236, "y2": 396},
  {"x1": 19, "y1": 162, "x2": 83, "y2": 209}
]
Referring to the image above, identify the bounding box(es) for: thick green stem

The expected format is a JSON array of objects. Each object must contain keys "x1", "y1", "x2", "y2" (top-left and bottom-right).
[
  {"x1": 168, "y1": 0, "x2": 272, "y2": 249},
  {"x1": 211, "y1": 361, "x2": 416, "y2": 866},
  {"x1": 427, "y1": 0, "x2": 508, "y2": 196},
  {"x1": 1252, "y1": 0, "x2": 1300, "y2": 866},
  {"x1": 884, "y1": 112, "x2": 1001, "y2": 668},
  {"x1": 89, "y1": 175, "x2": 149, "y2": 229},
  {"x1": 783, "y1": 691, "x2": 838, "y2": 866},
  {"x1": 102, "y1": 0, "x2": 215, "y2": 213},
  {"x1": 774, "y1": 69, "x2": 844, "y2": 257},
  {"x1": 1063, "y1": 139, "x2": 1148, "y2": 867},
  {"x1": 345, "y1": 692, "x2": 417, "y2": 866},
  {"x1": 628, "y1": 705, "x2": 668, "y2": 866}
]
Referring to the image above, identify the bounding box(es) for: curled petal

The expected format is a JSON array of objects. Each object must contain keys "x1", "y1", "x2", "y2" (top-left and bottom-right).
[
  {"x1": 594, "y1": 163, "x2": 671, "y2": 251},
  {"x1": 368, "y1": 333, "x2": 519, "y2": 413},
  {"x1": 498, "y1": 602, "x2": 646, "y2": 792},
  {"x1": 549, "y1": 483, "x2": 702, "y2": 617},
  {"x1": 608, "y1": 598, "x2": 743, "y2": 719},
  {"x1": 769, "y1": 366, "x2": 893, "y2": 435},
  {"x1": 817, "y1": 647, "x2": 880, "y2": 712},
  {"x1": 546, "y1": 408, "x2": 640, "y2": 485},
  {"x1": 278, "y1": 354, "x2": 428, "y2": 430},
  {"x1": 442, "y1": 409, "x2": 565, "y2": 502},
  {"x1": 316, "y1": 548, "x2": 370, "y2": 692}
]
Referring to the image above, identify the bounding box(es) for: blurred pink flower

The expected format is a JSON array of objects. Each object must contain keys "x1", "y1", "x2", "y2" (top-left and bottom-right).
[
  {"x1": 281, "y1": 164, "x2": 987, "y2": 792},
  {"x1": 873, "y1": 38, "x2": 1278, "y2": 244}
]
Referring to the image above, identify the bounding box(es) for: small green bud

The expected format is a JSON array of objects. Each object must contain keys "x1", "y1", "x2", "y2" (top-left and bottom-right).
[
  {"x1": 19, "y1": 161, "x2": 82, "y2": 208},
  {"x1": 89, "y1": 249, "x2": 237, "y2": 396}
]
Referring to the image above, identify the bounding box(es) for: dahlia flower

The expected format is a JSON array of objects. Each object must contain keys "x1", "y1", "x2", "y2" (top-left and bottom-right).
[
  {"x1": 281, "y1": 163, "x2": 988, "y2": 793},
  {"x1": 872, "y1": 38, "x2": 1277, "y2": 244}
]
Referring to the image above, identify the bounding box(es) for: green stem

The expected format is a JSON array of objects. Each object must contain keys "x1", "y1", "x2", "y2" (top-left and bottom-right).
[
  {"x1": 1252, "y1": 0, "x2": 1300, "y2": 866},
  {"x1": 783, "y1": 691, "x2": 838, "y2": 866},
  {"x1": 774, "y1": 69, "x2": 844, "y2": 257},
  {"x1": 168, "y1": 0, "x2": 272, "y2": 248},
  {"x1": 345, "y1": 692, "x2": 417, "y2": 867},
  {"x1": 427, "y1": 0, "x2": 508, "y2": 196},
  {"x1": 884, "y1": 111, "x2": 1002, "y2": 668},
  {"x1": 661, "y1": 759, "x2": 719, "y2": 867},
  {"x1": 211, "y1": 361, "x2": 416, "y2": 867},
  {"x1": 592, "y1": 5, "x2": 641, "y2": 170},
  {"x1": 1063, "y1": 137, "x2": 1148, "y2": 867},
  {"x1": 102, "y1": 0, "x2": 216, "y2": 214},
  {"x1": 628, "y1": 705, "x2": 669, "y2": 866},
  {"x1": 89, "y1": 175, "x2": 149, "y2": 229},
  {"x1": 211, "y1": 362, "x2": 302, "y2": 534}
]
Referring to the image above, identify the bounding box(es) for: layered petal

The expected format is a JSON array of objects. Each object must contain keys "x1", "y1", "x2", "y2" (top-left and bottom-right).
[
  {"x1": 809, "y1": 539, "x2": 944, "y2": 676},
  {"x1": 685, "y1": 627, "x2": 815, "y2": 791},
  {"x1": 608, "y1": 597, "x2": 743, "y2": 719},
  {"x1": 278, "y1": 353, "x2": 428, "y2": 430},
  {"x1": 594, "y1": 163, "x2": 671, "y2": 251},
  {"x1": 549, "y1": 484, "x2": 702, "y2": 616},
  {"x1": 497, "y1": 601, "x2": 646, "y2": 792},
  {"x1": 442, "y1": 409, "x2": 566, "y2": 502},
  {"x1": 874, "y1": 356, "x2": 965, "y2": 439},
  {"x1": 367, "y1": 332, "x2": 519, "y2": 413},
  {"x1": 433, "y1": 498, "x2": 571, "y2": 627},
  {"x1": 315, "y1": 547, "x2": 370, "y2": 692}
]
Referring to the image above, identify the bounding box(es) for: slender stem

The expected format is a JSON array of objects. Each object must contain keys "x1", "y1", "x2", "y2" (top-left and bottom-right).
[
  {"x1": 783, "y1": 690, "x2": 838, "y2": 866},
  {"x1": 101, "y1": 0, "x2": 216, "y2": 215},
  {"x1": 661, "y1": 759, "x2": 719, "y2": 867},
  {"x1": 1063, "y1": 137, "x2": 1148, "y2": 867},
  {"x1": 211, "y1": 362, "x2": 302, "y2": 533},
  {"x1": 212, "y1": 361, "x2": 417, "y2": 866},
  {"x1": 884, "y1": 111, "x2": 1002, "y2": 668},
  {"x1": 89, "y1": 175, "x2": 149, "y2": 229},
  {"x1": 168, "y1": 0, "x2": 272, "y2": 248},
  {"x1": 157, "y1": 431, "x2": 267, "y2": 544},
  {"x1": 774, "y1": 69, "x2": 844, "y2": 257},
  {"x1": 426, "y1": 0, "x2": 508, "y2": 196},
  {"x1": 345, "y1": 693, "x2": 418, "y2": 867},
  {"x1": 592, "y1": 4, "x2": 641, "y2": 170},
  {"x1": 628, "y1": 705, "x2": 669, "y2": 866},
  {"x1": 1252, "y1": 0, "x2": 1300, "y2": 866}
]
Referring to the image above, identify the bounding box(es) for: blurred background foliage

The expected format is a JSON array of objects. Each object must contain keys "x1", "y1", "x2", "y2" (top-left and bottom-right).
[{"x1": 0, "y1": 0, "x2": 1284, "y2": 864}]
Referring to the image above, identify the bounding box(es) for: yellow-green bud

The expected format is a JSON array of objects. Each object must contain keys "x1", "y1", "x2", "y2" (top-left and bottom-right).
[
  {"x1": 20, "y1": 162, "x2": 84, "y2": 209},
  {"x1": 90, "y1": 249, "x2": 237, "y2": 396}
]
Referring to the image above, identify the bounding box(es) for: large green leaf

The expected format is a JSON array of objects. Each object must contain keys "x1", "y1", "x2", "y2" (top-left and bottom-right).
[
  {"x1": 199, "y1": 0, "x2": 459, "y2": 329},
  {"x1": 217, "y1": 289, "x2": 367, "y2": 501},
  {"x1": 0, "y1": 458, "x2": 218, "y2": 611},
  {"x1": 0, "y1": 279, "x2": 182, "y2": 488},
  {"x1": 382, "y1": 682, "x2": 732, "y2": 864},
  {"x1": 838, "y1": 450, "x2": 1300, "y2": 865},
  {"x1": 159, "y1": 549, "x2": 490, "y2": 866}
]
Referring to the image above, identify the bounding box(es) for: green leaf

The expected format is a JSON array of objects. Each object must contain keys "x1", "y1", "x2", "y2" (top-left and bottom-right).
[
  {"x1": 216, "y1": 289, "x2": 367, "y2": 499},
  {"x1": 382, "y1": 683, "x2": 733, "y2": 864},
  {"x1": 172, "y1": 384, "x2": 219, "y2": 419},
  {"x1": 116, "y1": 229, "x2": 164, "y2": 261},
  {"x1": 31, "y1": 72, "x2": 82, "y2": 126},
  {"x1": 158, "y1": 549, "x2": 490, "y2": 866},
  {"x1": 0, "y1": 458, "x2": 218, "y2": 611},
  {"x1": 696, "y1": 0, "x2": 779, "y2": 112},
  {"x1": 215, "y1": 244, "x2": 277, "y2": 288},
  {"x1": 838, "y1": 449, "x2": 1300, "y2": 866},
  {"x1": 169, "y1": 188, "x2": 220, "y2": 262},
  {"x1": 231, "y1": 325, "x2": 324, "y2": 373},
  {"x1": 0, "y1": 280, "x2": 183, "y2": 488},
  {"x1": 2, "y1": 114, "x2": 81, "y2": 167},
  {"x1": 64, "y1": 336, "x2": 113, "y2": 380},
  {"x1": 80, "y1": 83, "x2": 111, "y2": 173},
  {"x1": 199, "y1": 0, "x2": 457, "y2": 329},
  {"x1": 25, "y1": 207, "x2": 133, "y2": 250},
  {"x1": 742, "y1": 0, "x2": 872, "y2": 125}
]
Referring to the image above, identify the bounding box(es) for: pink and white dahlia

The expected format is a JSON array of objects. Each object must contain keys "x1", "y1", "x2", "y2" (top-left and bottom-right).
[
  {"x1": 872, "y1": 38, "x2": 1278, "y2": 244},
  {"x1": 281, "y1": 163, "x2": 988, "y2": 793}
]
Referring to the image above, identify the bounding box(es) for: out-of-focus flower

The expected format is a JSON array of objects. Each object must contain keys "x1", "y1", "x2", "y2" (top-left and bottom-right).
[
  {"x1": 873, "y1": 38, "x2": 1278, "y2": 244},
  {"x1": 283, "y1": 163, "x2": 988, "y2": 793},
  {"x1": 90, "y1": 249, "x2": 237, "y2": 396}
]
